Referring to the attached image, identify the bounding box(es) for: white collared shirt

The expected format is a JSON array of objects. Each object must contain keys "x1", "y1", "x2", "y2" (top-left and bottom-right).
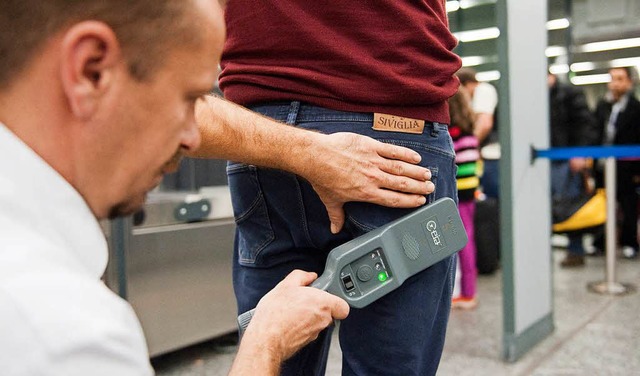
[
  {"x1": 605, "y1": 93, "x2": 629, "y2": 145},
  {"x1": 472, "y1": 82, "x2": 498, "y2": 115},
  {"x1": 0, "y1": 124, "x2": 153, "y2": 375}
]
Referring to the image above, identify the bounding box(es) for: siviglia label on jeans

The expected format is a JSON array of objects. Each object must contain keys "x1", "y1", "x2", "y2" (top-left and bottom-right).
[{"x1": 372, "y1": 113, "x2": 425, "y2": 134}]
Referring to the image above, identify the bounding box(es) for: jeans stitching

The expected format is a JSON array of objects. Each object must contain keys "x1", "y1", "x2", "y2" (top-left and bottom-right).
[
  {"x1": 226, "y1": 162, "x2": 253, "y2": 174},
  {"x1": 234, "y1": 190, "x2": 264, "y2": 224},
  {"x1": 227, "y1": 164, "x2": 276, "y2": 264},
  {"x1": 427, "y1": 166, "x2": 438, "y2": 204},
  {"x1": 448, "y1": 255, "x2": 456, "y2": 298},
  {"x1": 296, "y1": 114, "x2": 373, "y2": 123},
  {"x1": 238, "y1": 222, "x2": 275, "y2": 264},
  {"x1": 237, "y1": 197, "x2": 276, "y2": 264},
  {"x1": 345, "y1": 214, "x2": 376, "y2": 233},
  {"x1": 293, "y1": 176, "x2": 318, "y2": 248},
  {"x1": 227, "y1": 165, "x2": 264, "y2": 222}
]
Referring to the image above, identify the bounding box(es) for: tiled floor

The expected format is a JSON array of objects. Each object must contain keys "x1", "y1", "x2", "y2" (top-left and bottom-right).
[{"x1": 153, "y1": 249, "x2": 640, "y2": 376}]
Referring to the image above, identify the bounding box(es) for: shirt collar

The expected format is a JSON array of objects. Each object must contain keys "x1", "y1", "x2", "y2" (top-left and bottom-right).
[
  {"x1": 606, "y1": 91, "x2": 630, "y2": 108},
  {"x1": 0, "y1": 123, "x2": 108, "y2": 277},
  {"x1": 615, "y1": 93, "x2": 630, "y2": 111}
]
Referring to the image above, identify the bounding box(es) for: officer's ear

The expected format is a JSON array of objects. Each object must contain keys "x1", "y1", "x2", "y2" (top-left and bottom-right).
[{"x1": 59, "y1": 21, "x2": 122, "y2": 120}]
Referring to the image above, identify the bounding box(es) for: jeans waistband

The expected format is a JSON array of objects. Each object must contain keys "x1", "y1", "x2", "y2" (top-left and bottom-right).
[{"x1": 249, "y1": 101, "x2": 447, "y2": 130}]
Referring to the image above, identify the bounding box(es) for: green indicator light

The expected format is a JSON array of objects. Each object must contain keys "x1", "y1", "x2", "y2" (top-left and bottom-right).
[{"x1": 378, "y1": 271, "x2": 388, "y2": 282}]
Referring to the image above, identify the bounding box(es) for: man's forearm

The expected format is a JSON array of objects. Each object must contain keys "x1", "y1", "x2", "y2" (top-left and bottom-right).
[
  {"x1": 192, "y1": 95, "x2": 432, "y2": 233},
  {"x1": 228, "y1": 335, "x2": 281, "y2": 376},
  {"x1": 192, "y1": 95, "x2": 319, "y2": 177}
]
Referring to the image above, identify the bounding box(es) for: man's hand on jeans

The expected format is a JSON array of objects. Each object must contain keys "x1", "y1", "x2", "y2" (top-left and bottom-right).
[{"x1": 302, "y1": 132, "x2": 434, "y2": 233}]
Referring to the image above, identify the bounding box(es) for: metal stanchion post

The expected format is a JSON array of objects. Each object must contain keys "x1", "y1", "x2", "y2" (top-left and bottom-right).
[{"x1": 588, "y1": 157, "x2": 635, "y2": 295}]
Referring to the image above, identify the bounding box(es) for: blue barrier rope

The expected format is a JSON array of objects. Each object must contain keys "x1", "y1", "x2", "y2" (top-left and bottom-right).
[{"x1": 532, "y1": 145, "x2": 640, "y2": 161}]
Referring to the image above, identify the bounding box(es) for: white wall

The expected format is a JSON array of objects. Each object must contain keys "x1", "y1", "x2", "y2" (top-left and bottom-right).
[{"x1": 497, "y1": 0, "x2": 554, "y2": 361}]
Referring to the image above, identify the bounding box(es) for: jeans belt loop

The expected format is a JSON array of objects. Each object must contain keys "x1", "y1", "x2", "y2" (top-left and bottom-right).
[
  {"x1": 286, "y1": 101, "x2": 301, "y2": 125},
  {"x1": 430, "y1": 121, "x2": 440, "y2": 137}
]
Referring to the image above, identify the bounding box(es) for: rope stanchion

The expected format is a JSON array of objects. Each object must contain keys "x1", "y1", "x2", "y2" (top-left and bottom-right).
[
  {"x1": 532, "y1": 145, "x2": 640, "y2": 296},
  {"x1": 531, "y1": 145, "x2": 640, "y2": 161}
]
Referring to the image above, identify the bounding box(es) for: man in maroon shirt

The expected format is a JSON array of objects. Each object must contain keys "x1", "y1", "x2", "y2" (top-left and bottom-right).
[
  {"x1": 218, "y1": 1, "x2": 461, "y2": 375},
  {"x1": 0, "y1": 0, "x2": 445, "y2": 374}
]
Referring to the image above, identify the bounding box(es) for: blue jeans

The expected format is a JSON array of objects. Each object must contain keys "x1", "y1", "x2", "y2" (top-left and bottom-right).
[
  {"x1": 480, "y1": 158, "x2": 500, "y2": 199},
  {"x1": 227, "y1": 102, "x2": 458, "y2": 376}
]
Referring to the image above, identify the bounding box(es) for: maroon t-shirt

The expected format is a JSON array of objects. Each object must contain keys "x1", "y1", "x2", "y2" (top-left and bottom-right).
[{"x1": 219, "y1": 1, "x2": 461, "y2": 124}]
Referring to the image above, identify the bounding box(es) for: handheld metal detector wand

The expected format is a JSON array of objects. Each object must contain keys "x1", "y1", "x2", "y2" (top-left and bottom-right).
[{"x1": 238, "y1": 197, "x2": 468, "y2": 335}]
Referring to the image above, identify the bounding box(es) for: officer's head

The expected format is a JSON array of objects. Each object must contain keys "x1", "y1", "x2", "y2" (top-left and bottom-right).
[{"x1": 0, "y1": 0, "x2": 226, "y2": 218}]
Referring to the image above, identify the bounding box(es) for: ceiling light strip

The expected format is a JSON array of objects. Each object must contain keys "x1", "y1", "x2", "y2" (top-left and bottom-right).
[
  {"x1": 454, "y1": 27, "x2": 500, "y2": 43},
  {"x1": 570, "y1": 74, "x2": 611, "y2": 86},
  {"x1": 546, "y1": 18, "x2": 570, "y2": 31}
]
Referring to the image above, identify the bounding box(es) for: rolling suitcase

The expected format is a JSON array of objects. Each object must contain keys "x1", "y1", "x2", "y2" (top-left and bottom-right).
[{"x1": 474, "y1": 197, "x2": 500, "y2": 274}]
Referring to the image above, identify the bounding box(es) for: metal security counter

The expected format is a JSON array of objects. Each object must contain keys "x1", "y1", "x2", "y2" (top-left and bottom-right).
[{"x1": 104, "y1": 184, "x2": 237, "y2": 357}]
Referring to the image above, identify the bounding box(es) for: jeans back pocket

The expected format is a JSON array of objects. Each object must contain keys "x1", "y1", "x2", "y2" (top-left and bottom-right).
[{"x1": 226, "y1": 162, "x2": 275, "y2": 265}]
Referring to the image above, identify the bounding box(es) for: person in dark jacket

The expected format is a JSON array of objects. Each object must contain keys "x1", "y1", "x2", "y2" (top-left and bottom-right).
[
  {"x1": 593, "y1": 67, "x2": 640, "y2": 259},
  {"x1": 548, "y1": 73, "x2": 598, "y2": 267}
]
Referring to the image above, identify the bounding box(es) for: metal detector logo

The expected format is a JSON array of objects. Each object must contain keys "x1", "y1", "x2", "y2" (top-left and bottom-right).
[{"x1": 424, "y1": 216, "x2": 447, "y2": 253}]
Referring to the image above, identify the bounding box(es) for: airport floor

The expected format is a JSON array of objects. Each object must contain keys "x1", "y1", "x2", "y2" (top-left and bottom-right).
[{"x1": 153, "y1": 247, "x2": 640, "y2": 376}]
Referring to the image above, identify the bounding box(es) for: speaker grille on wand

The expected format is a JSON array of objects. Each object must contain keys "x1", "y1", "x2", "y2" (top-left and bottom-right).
[{"x1": 402, "y1": 232, "x2": 421, "y2": 260}]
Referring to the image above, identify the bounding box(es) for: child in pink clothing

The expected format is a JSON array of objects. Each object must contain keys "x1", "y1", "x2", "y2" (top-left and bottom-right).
[{"x1": 449, "y1": 88, "x2": 480, "y2": 309}]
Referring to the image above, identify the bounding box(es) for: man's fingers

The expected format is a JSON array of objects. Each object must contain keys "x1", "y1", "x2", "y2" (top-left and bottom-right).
[
  {"x1": 276, "y1": 273, "x2": 350, "y2": 320},
  {"x1": 375, "y1": 140, "x2": 422, "y2": 164},
  {"x1": 325, "y1": 203, "x2": 346, "y2": 234},
  {"x1": 329, "y1": 295, "x2": 350, "y2": 320},
  {"x1": 279, "y1": 270, "x2": 318, "y2": 288},
  {"x1": 379, "y1": 160, "x2": 431, "y2": 181},
  {"x1": 376, "y1": 172, "x2": 434, "y2": 196},
  {"x1": 364, "y1": 189, "x2": 427, "y2": 208}
]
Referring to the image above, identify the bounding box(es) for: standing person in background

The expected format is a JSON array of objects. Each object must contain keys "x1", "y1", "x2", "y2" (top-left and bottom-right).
[
  {"x1": 594, "y1": 67, "x2": 640, "y2": 259},
  {"x1": 547, "y1": 73, "x2": 598, "y2": 267},
  {"x1": 216, "y1": 1, "x2": 461, "y2": 375},
  {"x1": 449, "y1": 88, "x2": 481, "y2": 309},
  {"x1": 457, "y1": 68, "x2": 500, "y2": 199}
]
